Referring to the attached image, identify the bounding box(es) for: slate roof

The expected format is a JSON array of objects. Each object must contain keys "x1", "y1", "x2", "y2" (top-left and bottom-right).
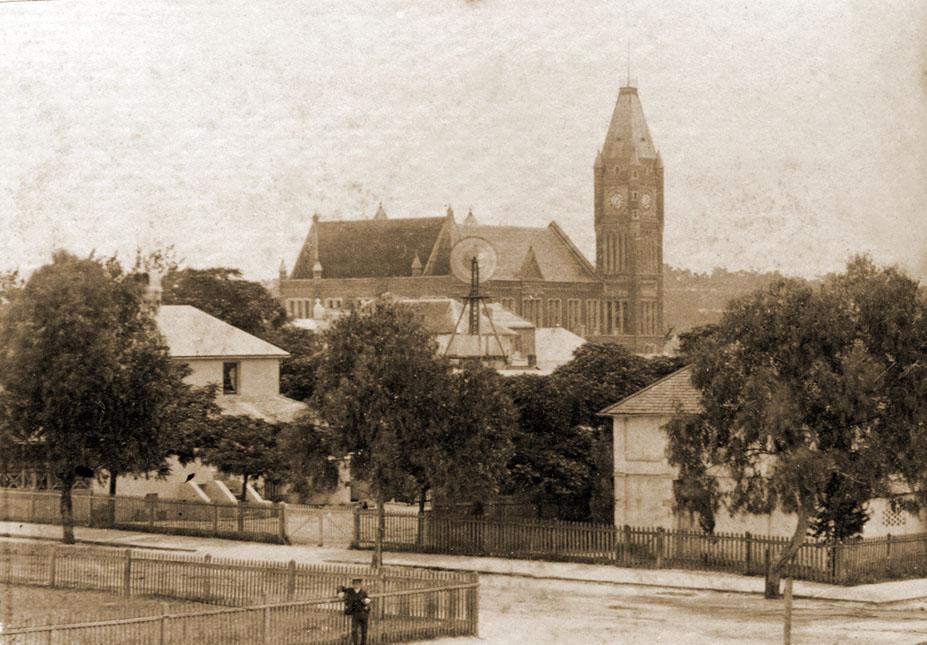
[
  {"x1": 598, "y1": 365, "x2": 700, "y2": 416},
  {"x1": 461, "y1": 223, "x2": 596, "y2": 283},
  {"x1": 291, "y1": 216, "x2": 451, "y2": 279},
  {"x1": 601, "y1": 86, "x2": 658, "y2": 162},
  {"x1": 156, "y1": 305, "x2": 288, "y2": 359}
]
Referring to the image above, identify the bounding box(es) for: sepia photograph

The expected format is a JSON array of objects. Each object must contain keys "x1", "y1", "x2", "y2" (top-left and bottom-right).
[{"x1": 1, "y1": 1, "x2": 926, "y2": 643}]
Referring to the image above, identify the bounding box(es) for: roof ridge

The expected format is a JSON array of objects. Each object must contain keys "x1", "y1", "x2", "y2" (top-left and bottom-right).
[{"x1": 597, "y1": 364, "x2": 694, "y2": 416}]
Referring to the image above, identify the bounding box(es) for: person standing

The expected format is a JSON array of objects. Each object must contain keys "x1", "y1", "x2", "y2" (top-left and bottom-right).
[{"x1": 338, "y1": 578, "x2": 372, "y2": 645}]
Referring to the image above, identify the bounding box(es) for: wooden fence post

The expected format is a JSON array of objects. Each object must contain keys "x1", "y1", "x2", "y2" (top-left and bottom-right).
[
  {"x1": 623, "y1": 525, "x2": 632, "y2": 565},
  {"x1": 286, "y1": 560, "x2": 296, "y2": 600},
  {"x1": 763, "y1": 547, "x2": 771, "y2": 594},
  {"x1": 212, "y1": 503, "x2": 219, "y2": 537},
  {"x1": 744, "y1": 532, "x2": 753, "y2": 574},
  {"x1": 47, "y1": 547, "x2": 57, "y2": 588},
  {"x1": 655, "y1": 527, "x2": 665, "y2": 569},
  {"x1": 123, "y1": 549, "x2": 132, "y2": 596},
  {"x1": 237, "y1": 502, "x2": 245, "y2": 534},
  {"x1": 886, "y1": 533, "x2": 893, "y2": 559},
  {"x1": 262, "y1": 602, "x2": 271, "y2": 645},
  {"x1": 147, "y1": 498, "x2": 155, "y2": 531},
  {"x1": 352, "y1": 506, "x2": 361, "y2": 548},
  {"x1": 318, "y1": 512, "x2": 325, "y2": 548},
  {"x1": 158, "y1": 605, "x2": 167, "y2": 645},
  {"x1": 204, "y1": 554, "x2": 212, "y2": 600},
  {"x1": 277, "y1": 503, "x2": 286, "y2": 543},
  {"x1": 30, "y1": 492, "x2": 37, "y2": 523},
  {"x1": 783, "y1": 576, "x2": 793, "y2": 645}
]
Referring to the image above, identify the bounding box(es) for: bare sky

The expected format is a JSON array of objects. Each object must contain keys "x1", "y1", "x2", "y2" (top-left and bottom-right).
[{"x1": 2, "y1": 0, "x2": 925, "y2": 281}]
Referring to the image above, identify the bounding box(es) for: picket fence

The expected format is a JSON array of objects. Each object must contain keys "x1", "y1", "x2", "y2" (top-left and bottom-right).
[
  {"x1": 0, "y1": 487, "x2": 285, "y2": 543},
  {"x1": 354, "y1": 511, "x2": 927, "y2": 585},
  {"x1": 0, "y1": 541, "x2": 479, "y2": 644}
]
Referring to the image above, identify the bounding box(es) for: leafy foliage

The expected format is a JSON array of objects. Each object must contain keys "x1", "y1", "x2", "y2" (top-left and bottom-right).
[
  {"x1": 277, "y1": 421, "x2": 340, "y2": 502},
  {"x1": 502, "y1": 344, "x2": 682, "y2": 521},
  {"x1": 0, "y1": 252, "x2": 196, "y2": 542},
  {"x1": 666, "y1": 256, "x2": 927, "y2": 596},
  {"x1": 162, "y1": 267, "x2": 288, "y2": 337},
  {"x1": 196, "y1": 415, "x2": 286, "y2": 501}
]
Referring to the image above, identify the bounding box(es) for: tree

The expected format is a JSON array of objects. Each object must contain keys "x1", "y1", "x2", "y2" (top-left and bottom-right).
[
  {"x1": 277, "y1": 420, "x2": 340, "y2": 503},
  {"x1": 312, "y1": 303, "x2": 504, "y2": 568},
  {"x1": 502, "y1": 345, "x2": 681, "y2": 522},
  {"x1": 197, "y1": 415, "x2": 285, "y2": 502},
  {"x1": 162, "y1": 267, "x2": 287, "y2": 337},
  {"x1": 422, "y1": 364, "x2": 516, "y2": 516},
  {"x1": 0, "y1": 252, "x2": 190, "y2": 543},
  {"x1": 666, "y1": 257, "x2": 927, "y2": 598}
]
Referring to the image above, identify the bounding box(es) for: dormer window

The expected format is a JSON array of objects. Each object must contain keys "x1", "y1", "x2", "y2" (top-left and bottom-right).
[
  {"x1": 223, "y1": 361, "x2": 240, "y2": 395},
  {"x1": 631, "y1": 190, "x2": 639, "y2": 201}
]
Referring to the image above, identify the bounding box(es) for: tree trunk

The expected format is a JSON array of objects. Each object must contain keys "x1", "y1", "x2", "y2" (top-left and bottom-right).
[
  {"x1": 240, "y1": 473, "x2": 249, "y2": 503},
  {"x1": 60, "y1": 478, "x2": 75, "y2": 544},
  {"x1": 107, "y1": 470, "x2": 118, "y2": 528},
  {"x1": 372, "y1": 492, "x2": 385, "y2": 570},
  {"x1": 765, "y1": 506, "x2": 810, "y2": 599}
]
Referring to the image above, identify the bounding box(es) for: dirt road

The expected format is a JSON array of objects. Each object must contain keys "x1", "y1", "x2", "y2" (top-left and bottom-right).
[{"x1": 430, "y1": 575, "x2": 927, "y2": 644}]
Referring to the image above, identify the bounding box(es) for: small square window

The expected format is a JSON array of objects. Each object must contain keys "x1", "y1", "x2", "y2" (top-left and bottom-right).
[{"x1": 223, "y1": 362, "x2": 240, "y2": 395}]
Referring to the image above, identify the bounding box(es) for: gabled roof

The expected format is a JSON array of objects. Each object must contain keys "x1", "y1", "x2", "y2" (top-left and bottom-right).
[
  {"x1": 534, "y1": 327, "x2": 585, "y2": 372},
  {"x1": 291, "y1": 216, "x2": 452, "y2": 279},
  {"x1": 485, "y1": 303, "x2": 535, "y2": 330},
  {"x1": 156, "y1": 305, "x2": 288, "y2": 359},
  {"x1": 598, "y1": 365, "x2": 700, "y2": 417},
  {"x1": 461, "y1": 223, "x2": 596, "y2": 283}
]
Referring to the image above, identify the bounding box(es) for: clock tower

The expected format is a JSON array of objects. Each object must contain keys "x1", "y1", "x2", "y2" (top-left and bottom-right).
[{"x1": 593, "y1": 84, "x2": 664, "y2": 352}]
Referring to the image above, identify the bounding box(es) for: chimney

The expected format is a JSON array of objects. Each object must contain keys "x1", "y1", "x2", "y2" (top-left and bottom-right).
[
  {"x1": 312, "y1": 260, "x2": 323, "y2": 280},
  {"x1": 410, "y1": 253, "x2": 423, "y2": 277},
  {"x1": 143, "y1": 270, "x2": 162, "y2": 310}
]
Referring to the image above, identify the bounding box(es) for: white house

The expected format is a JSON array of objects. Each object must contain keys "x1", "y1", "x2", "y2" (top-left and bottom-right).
[
  {"x1": 92, "y1": 303, "x2": 352, "y2": 505},
  {"x1": 599, "y1": 365, "x2": 926, "y2": 538}
]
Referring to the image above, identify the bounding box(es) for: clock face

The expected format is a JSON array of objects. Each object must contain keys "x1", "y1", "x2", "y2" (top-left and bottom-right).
[
  {"x1": 609, "y1": 192, "x2": 623, "y2": 209},
  {"x1": 640, "y1": 193, "x2": 653, "y2": 209}
]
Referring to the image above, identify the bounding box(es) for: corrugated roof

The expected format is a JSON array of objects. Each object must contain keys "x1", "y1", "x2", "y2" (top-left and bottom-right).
[
  {"x1": 291, "y1": 216, "x2": 451, "y2": 279},
  {"x1": 156, "y1": 305, "x2": 288, "y2": 358},
  {"x1": 598, "y1": 365, "x2": 700, "y2": 416},
  {"x1": 461, "y1": 223, "x2": 596, "y2": 283}
]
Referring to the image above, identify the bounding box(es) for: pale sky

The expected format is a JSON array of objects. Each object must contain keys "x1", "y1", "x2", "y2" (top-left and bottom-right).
[{"x1": 2, "y1": 0, "x2": 925, "y2": 281}]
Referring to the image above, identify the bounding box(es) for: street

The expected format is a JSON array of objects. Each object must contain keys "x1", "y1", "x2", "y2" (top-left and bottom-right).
[{"x1": 431, "y1": 575, "x2": 927, "y2": 644}]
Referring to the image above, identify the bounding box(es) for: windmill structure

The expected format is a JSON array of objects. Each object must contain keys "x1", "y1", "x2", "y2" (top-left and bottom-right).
[{"x1": 444, "y1": 236, "x2": 508, "y2": 366}]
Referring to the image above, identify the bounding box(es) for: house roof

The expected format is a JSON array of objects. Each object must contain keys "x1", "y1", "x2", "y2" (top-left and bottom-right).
[
  {"x1": 598, "y1": 365, "x2": 700, "y2": 416},
  {"x1": 460, "y1": 223, "x2": 596, "y2": 283},
  {"x1": 291, "y1": 216, "x2": 452, "y2": 279},
  {"x1": 397, "y1": 297, "x2": 517, "y2": 337},
  {"x1": 156, "y1": 305, "x2": 288, "y2": 359},
  {"x1": 534, "y1": 327, "x2": 586, "y2": 371},
  {"x1": 217, "y1": 394, "x2": 308, "y2": 424},
  {"x1": 485, "y1": 303, "x2": 535, "y2": 330}
]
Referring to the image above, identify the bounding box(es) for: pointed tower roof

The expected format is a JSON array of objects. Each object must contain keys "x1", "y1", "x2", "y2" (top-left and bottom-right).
[
  {"x1": 518, "y1": 245, "x2": 545, "y2": 281},
  {"x1": 374, "y1": 202, "x2": 388, "y2": 220},
  {"x1": 601, "y1": 85, "x2": 657, "y2": 161},
  {"x1": 410, "y1": 253, "x2": 422, "y2": 272},
  {"x1": 464, "y1": 208, "x2": 477, "y2": 226}
]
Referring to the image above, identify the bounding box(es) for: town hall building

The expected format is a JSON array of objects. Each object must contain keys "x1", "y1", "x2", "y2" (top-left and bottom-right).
[{"x1": 279, "y1": 83, "x2": 666, "y2": 353}]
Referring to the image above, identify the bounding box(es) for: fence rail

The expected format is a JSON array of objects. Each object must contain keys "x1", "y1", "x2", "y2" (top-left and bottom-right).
[
  {"x1": 354, "y1": 511, "x2": 927, "y2": 585},
  {"x1": 0, "y1": 487, "x2": 285, "y2": 543},
  {"x1": 0, "y1": 541, "x2": 479, "y2": 643}
]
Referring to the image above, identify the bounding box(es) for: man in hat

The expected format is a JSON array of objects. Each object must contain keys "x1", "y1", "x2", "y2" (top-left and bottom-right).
[{"x1": 338, "y1": 578, "x2": 371, "y2": 645}]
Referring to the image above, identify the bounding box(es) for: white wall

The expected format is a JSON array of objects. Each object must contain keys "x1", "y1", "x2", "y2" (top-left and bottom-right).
[
  {"x1": 610, "y1": 414, "x2": 922, "y2": 538},
  {"x1": 184, "y1": 357, "x2": 281, "y2": 397}
]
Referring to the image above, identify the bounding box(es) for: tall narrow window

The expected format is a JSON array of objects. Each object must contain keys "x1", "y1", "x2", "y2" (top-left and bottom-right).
[{"x1": 223, "y1": 362, "x2": 240, "y2": 395}]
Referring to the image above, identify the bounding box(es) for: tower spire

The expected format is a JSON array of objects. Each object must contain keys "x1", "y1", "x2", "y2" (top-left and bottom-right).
[{"x1": 626, "y1": 39, "x2": 631, "y2": 87}]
